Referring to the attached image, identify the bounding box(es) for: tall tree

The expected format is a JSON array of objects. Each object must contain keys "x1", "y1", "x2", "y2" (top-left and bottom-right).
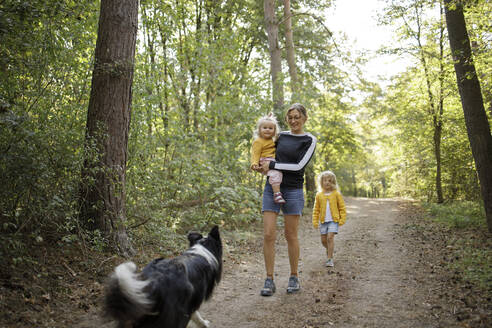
[
  {"x1": 411, "y1": 1, "x2": 447, "y2": 203},
  {"x1": 280, "y1": 0, "x2": 315, "y2": 204},
  {"x1": 283, "y1": 0, "x2": 299, "y2": 100},
  {"x1": 433, "y1": 1, "x2": 446, "y2": 204},
  {"x1": 444, "y1": 0, "x2": 492, "y2": 232},
  {"x1": 264, "y1": 0, "x2": 284, "y2": 116},
  {"x1": 382, "y1": 0, "x2": 449, "y2": 203},
  {"x1": 79, "y1": 0, "x2": 139, "y2": 255}
]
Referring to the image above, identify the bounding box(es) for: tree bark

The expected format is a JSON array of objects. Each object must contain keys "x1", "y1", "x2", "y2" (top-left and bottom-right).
[
  {"x1": 283, "y1": 0, "x2": 298, "y2": 100},
  {"x1": 304, "y1": 160, "x2": 316, "y2": 208},
  {"x1": 434, "y1": 1, "x2": 446, "y2": 204},
  {"x1": 281, "y1": 0, "x2": 312, "y2": 199},
  {"x1": 444, "y1": 0, "x2": 492, "y2": 232},
  {"x1": 79, "y1": 0, "x2": 138, "y2": 256},
  {"x1": 264, "y1": 0, "x2": 284, "y2": 117},
  {"x1": 413, "y1": 2, "x2": 445, "y2": 203}
]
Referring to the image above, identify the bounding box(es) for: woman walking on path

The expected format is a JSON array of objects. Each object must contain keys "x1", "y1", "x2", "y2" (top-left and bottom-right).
[{"x1": 256, "y1": 103, "x2": 316, "y2": 296}]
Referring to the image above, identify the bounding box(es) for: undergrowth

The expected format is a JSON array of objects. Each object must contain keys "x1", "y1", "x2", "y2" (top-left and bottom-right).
[
  {"x1": 423, "y1": 200, "x2": 486, "y2": 229},
  {"x1": 422, "y1": 200, "x2": 491, "y2": 292}
]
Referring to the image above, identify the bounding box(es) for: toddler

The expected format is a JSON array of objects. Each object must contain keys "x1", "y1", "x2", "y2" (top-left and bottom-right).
[{"x1": 250, "y1": 114, "x2": 285, "y2": 204}]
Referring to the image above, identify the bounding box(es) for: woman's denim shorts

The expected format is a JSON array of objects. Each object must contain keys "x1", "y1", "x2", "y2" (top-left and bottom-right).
[{"x1": 262, "y1": 182, "x2": 304, "y2": 215}]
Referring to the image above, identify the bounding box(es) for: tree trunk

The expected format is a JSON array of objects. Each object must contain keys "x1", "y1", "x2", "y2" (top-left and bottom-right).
[
  {"x1": 142, "y1": 6, "x2": 155, "y2": 138},
  {"x1": 283, "y1": 0, "x2": 298, "y2": 100},
  {"x1": 157, "y1": 22, "x2": 170, "y2": 133},
  {"x1": 79, "y1": 0, "x2": 138, "y2": 256},
  {"x1": 434, "y1": 1, "x2": 445, "y2": 204},
  {"x1": 264, "y1": 0, "x2": 284, "y2": 118},
  {"x1": 305, "y1": 159, "x2": 316, "y2": 208},
  {"x1": 192, "y1": 0, "x2": 204, "y2": 133},
  {"x1": 414, "y1": 2, "x2": 445, "y2": 203},
  {"x1": 352, "y1": 168, "x2": 358, "y2": 197},
  {"x1": 281, "y1": 0, "x2": 312, "y2": 198},
  {"x1": 433, "y1": 115, "x2": 443, "y2": 203},
  {"x1": 444, "y1": 0, "x2": 492, "y2": 232}
]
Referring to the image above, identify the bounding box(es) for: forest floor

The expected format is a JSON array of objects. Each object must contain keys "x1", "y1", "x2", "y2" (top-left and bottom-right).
[{"x1": 1, "y1": 197, "x2": 491, "y2": 327}]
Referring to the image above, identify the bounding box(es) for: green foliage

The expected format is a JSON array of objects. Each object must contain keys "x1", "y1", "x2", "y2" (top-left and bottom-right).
[
  {"x1": 355, "y1": 0, "x2": 490, "y2": 203},
  {"x1": 309, "y1": 94, "x2": 362, "y2": 195},
  {"x1": 0, "y1": 0, "x2": 98, "y2": 265},
  {"x1": 423, "y1": 200, "x2": 486, "y2": 229},
  {"x1": 126, "y1": 0, "x2": 344, "y2": 235},
  {"x1": 422, "y1": 200, "x2": 490, "y2": 290},
  {"x1": 451, "y1": 244, "x2": 492, "y2": 291},
  {"x1": 1, "y1": 0, "x2": 490, "y2": 271}
]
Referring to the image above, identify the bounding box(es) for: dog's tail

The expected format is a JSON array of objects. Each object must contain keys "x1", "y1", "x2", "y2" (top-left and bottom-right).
[{"x1": 104, "y1": 262, "x2": 154, "y2": 322}]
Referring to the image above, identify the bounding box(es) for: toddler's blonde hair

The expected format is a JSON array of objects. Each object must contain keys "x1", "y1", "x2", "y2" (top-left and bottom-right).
[
  {"x1": 253, "y1": 113, "x2": 280, "y2": 140},
  {"x1": 317, "y1": 170, "x2": 339, "y2": 192}
]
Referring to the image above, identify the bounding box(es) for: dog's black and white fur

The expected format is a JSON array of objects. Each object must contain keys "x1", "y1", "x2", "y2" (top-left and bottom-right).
[{"x1": 104, "y1": 226, "x2": 222, "y2": 328}]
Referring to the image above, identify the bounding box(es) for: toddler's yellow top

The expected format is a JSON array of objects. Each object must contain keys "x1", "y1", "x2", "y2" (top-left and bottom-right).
[{"x1": 250, "y1": 137, "x2": 275, "y2": 166}]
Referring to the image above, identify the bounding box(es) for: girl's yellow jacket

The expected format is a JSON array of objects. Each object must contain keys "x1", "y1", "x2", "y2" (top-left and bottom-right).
[{"x1": 312, "y1": 190, "x2": 347, "y2": 228}]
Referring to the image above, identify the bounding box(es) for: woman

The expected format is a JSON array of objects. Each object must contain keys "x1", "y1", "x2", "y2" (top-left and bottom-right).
[{"x1": 257, "y1": 103, "x2": 316, "y2": 296}]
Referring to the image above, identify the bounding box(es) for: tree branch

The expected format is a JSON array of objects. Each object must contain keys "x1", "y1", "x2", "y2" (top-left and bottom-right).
[{"x1": 278, "y1": 12, "x2": 342, "y2": 57}]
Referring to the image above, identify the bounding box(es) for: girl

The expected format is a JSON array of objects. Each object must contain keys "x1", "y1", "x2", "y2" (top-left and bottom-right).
[
  {"x1": 250, "y1": 114, "x2": 285, "y2": 204},
  {"x1": 312, "y1": 170, "x2": 347, "y2": 267}
]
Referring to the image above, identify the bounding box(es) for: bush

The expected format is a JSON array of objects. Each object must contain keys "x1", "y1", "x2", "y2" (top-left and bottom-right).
[{"x1": 422, "y1": 200, "x2": 490, "y2": 292}]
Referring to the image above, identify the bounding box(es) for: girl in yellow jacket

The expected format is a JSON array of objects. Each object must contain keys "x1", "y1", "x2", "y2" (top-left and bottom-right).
[{"x1": 312, "y1": 170, "x2": 346, "y2": 267}]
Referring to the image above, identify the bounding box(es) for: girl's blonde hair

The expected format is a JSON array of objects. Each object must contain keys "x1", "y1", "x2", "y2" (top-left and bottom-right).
[
  {"x1": 317, "y1": 170, "x2": 339, "y2": 192},
  {"x1": 253, "y1": 113, "x2": 280, "y2": 140}
]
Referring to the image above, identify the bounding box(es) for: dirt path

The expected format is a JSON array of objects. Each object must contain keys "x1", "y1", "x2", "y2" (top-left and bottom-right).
[
  {"x1": 198, "y1": 197, "x2": 458, "y2": 328},
  {"x1": 4, "y1": 197, "x2": 489, "y2": 327},
  {"x1": 74, "y1": 197, "x2": 482, "y2": 328}
]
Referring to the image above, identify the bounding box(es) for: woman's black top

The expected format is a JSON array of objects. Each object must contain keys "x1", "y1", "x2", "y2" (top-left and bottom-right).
[{"x1": 268, "y1": 131, "x2": 317, "y2": 189}]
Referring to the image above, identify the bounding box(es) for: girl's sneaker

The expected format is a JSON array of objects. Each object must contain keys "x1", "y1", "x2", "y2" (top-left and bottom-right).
[
  {"x1": 273, "y1": 192, "x2": 286, "y2": 204},
  {"x1": 325, "y1": 259, "x2": 334, "y2": 267}
]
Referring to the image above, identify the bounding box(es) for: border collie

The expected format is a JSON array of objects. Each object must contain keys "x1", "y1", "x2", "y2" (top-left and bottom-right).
[{"x1": 104, "y1": 226, "x2": 222, "y2": 328}]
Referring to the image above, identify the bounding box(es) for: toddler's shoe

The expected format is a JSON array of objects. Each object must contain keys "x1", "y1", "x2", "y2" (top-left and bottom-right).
[{"x1": 273, "y1": 192, "x2": 286, "y2": 204}]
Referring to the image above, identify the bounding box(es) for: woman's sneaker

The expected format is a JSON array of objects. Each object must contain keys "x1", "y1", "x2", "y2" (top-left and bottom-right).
[
  {"x1": 260, "y1": 277, "x2": 276, "y2": 296},
  {"x1": 286, "y1": 276, "x2": 300, "y2": 293},
  {"x1": 273, "y1": 192, "x2": 286, "y2": 204},
  {"x1": 325, "y1": 258, "x2": 334, "y2": 267}
]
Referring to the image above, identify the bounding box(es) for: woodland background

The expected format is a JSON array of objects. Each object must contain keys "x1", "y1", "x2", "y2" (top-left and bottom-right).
[{"x1": 0, "y1": 0, "x2": 490, "y2": 284}]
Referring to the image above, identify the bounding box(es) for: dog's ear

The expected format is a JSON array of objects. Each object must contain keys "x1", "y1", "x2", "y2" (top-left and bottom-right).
[
  {"x1": 208, "y1": 225, "x2": 220, "y2": 240},
  {"x1": 187, "y1": 232, "x2": 203, "y2": 246}
]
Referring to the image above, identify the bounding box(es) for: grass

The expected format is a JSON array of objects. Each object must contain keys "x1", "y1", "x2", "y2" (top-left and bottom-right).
[
  {"x1": 423, "y1": 200, "x2": 487, "y2": 229},
  {"x1": 423, "y1": 200, "x2": 491, "y2": 292},
  {"x1": 453, "y1": 245, "x2": 492, "y2": 291}
]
